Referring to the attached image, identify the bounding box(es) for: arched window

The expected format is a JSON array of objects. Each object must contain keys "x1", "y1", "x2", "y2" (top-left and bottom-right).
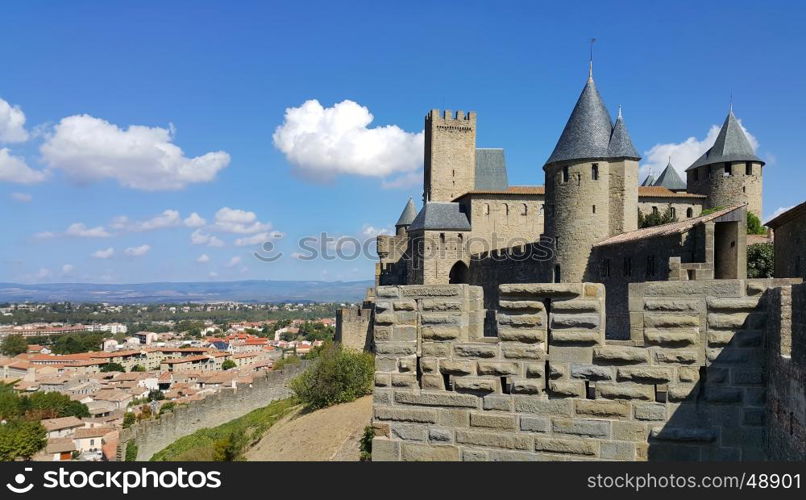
[
  {"x1": 562, "y1": 166, "x2": 569, "y2": 183},
  {"x1": 449, "y1": 261, "x2": 469, "y2": 284},
  {"x1": 686, "y1": 207, "x2": 693, "y2": 218},
  {"x1": 504, "y1": 203, "x2": 510, "y2": 215},
  {"x1": 592, "y1": 163, "x2": 599, "y2": 180},
  {"x1": 483, "y1": 203, "x2": 489, "y2": 215},
  {"x1": 522, "y1": 203, "x2": 528, "y2": 216}
]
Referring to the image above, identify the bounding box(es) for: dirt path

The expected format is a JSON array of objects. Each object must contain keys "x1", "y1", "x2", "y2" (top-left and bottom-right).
[{"x1": 244, "y1": 395, "x2": 372, "y2": 461}]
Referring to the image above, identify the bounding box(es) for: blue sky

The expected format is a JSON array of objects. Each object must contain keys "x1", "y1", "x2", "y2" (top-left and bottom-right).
[{"x1": 1, "y1": 0, "x2": 804, "y2": 284}]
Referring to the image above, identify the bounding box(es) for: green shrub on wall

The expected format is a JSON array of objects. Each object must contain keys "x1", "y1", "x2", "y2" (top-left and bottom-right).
[
  {"x1": 747, "y1": 242, "x2": 774, "y2": 278},
  {"x1": 125, "y1": 442, "x2": 138, "y2": 462},
  {"x1": 289, "y1": 342, "x2": 374, "y2": 410}
]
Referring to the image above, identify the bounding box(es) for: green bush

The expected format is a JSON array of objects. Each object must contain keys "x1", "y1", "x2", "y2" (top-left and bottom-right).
[
  {"x1": 273, "y1": 355, "x2": 300, "y2": 371},
  {"x1": 747, "y1": 242, "x2": 774, "y2": 278},
  {"x1": 359, "y1": 425, "x2": 373, "y2": 462},
  {"x1": 125, "y1": 442, "x2": 138, "y2": 461},
  {"x1": 100, "y1": 362, "x2": 125, "y2": 373},
  {"x1": 638, "y1": 207, "x2": 678, "y2": 228},
  {"x1": 221, "y1": 359, "x2": 236, "y2": 370},
  {"x1": 747, "y1": 212, "x2": 766, "y2": 235},
  {"x1": 289, "y1": 343, "x2": 374, "y2": 410},
  {"x1": 0, "y1": 420, "x2": 46, "y2": 461}
]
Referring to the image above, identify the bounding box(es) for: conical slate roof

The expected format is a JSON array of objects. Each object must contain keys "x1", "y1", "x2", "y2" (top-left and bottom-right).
[
  {"x1": 607, "y1": 112, "x2": 640, "y2": 159},
  {"x1": 653, "y1": 160, "x2": 686, "y2": 191},
  {"x1": 686, "y1": 111, "x2": 763, "y2": 171},
  {"x1": 640, "y1": 174, "x2": 656, "y2": 186},
  {"x1": 546, "y1": 75, "x2": 640, "y2": 166},
  {"x1": 395, "y1": 198, "x2": 418, "y2": 227}
]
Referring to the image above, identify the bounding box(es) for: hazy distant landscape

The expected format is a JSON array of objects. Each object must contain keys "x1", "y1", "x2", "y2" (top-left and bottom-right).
[{"x1": 0, "y1": 280, "x2": 373, "y2": 304}]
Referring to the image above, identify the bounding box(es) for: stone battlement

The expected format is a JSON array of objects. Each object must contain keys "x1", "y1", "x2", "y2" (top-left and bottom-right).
[
  {"x1": 371, "y1": 279, "x2": 804, "y2": 461},
  {"x1": 427, "y1": 109, "x2": 477, "y2": 123}
]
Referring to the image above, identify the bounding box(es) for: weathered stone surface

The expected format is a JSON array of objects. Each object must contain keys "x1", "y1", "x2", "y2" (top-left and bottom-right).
[
  {"x1": 633, "y1": 403, "x2": 666, "y2": 421},
  {"x1": 421, "y1": 313, "x2": 460, "y2": 325},
  {"x1": 552, "y1": 418, "x2": 610, "y2": 438},
  {"x1": 374, "y1": 312, "x2": 396, "y2": 325},
  {"x1": 375, "y1": 342, "x2": 417, "y2": 355},
  {"x1": 499, "y1": 283, "x2": 582, "y2": 297},
  {"x1": 394, "y1": 391, "x2": 478, "y2": 408},
  {"x1": 617, "y1": 367, "x2": 672, "y2": 383},
  {"x1": 548, "y1": 362, "x2": 566, "y2": 379},
  {"x1": 375, "y1": 373, "x2": 390, "y2": 387},
  {"x1": 421, "y1": 299, "x2": 462, "y2": 311},
  {"x1": 653, "y1": 350, "x2": 698, "y2": 364},
  {"x1": 421, "y1": 325, "x2": 461, "y2": 340},
  {"x1": 643, "y1": 298, "x2": 700, "y2": 312},
  {"x1": 454, "y1": 343, "x2": 498, "y2": 358},
  {"x1": 678, "y1": 366, "x2": 700, "y2": 383},
  {"x1": 470, "y1": 412, "x2": 517, "y2": 430},
  {"x1": 650, "y1": 427, "x2": 717, "y2": 442},
  {"x1": 644, "y1": 328, "x2": 699, "y2": 345},
  {"x1": 371, "y1": 438, "x2": 400, "y2": 461},
  {"x1": 571, "y1": 364, "x2": 613, "y2": 380},
  {"x1": 498, "y1": 314, "x2": 544, "y2": 327},
  {"x1": 502, "y1": 343, "x2": 545, "y2": 359},
  {"x1": 510, "y1": 378, "x2": 542, "y2": 394},
  {"x1": 499, "y1": 300, "x2": 545, "y2": 311},
  {"x1": 597, "y1": 383, "x2": 654, "y2": 401},
  {"x1": 551, "y1": 314, "x2": 600, "y2": 329},
  {"x1": 401, "y1": 285, "x2": 461, "y2": 297},
  {"x1": 397, "y1": 356, "x2": 416, "y2": 372},
  {"x1": 551, "y1": 299, "x2": 599, "y2": 312},
  {"x1": 498, "y1": 327, "x2": 544, "y2": 343},
  {"x1": 453, "y1": 377, "x2": 498, "y2": 393},
  {"x1": 461, "y1": 449, "x2": 488, "y2": 461},
  {"x1": 612, "y1": 421, "x2": 648, "y2": 442},
  {"x1": 514, "y1": 397, "x2": 573, "y2": 416},
  {"x1": 375, "y1": 287, "x2": 400, "y2": 298},
  {"x1": 393, "y1": 299, "x2": 416, "y2": 311},
  {"x1": 644, "y1": 314, "x2": 700, "y2": 328},
  {"x1": 392, "y1": 325, "x2": 417, "y2": 342},
  {"x1": 456, "y1": 430, "x2": 532, "y2": 450},
  {"x1": 374, "y1": 406, "x2": 439, "y2": 423},
  {"x1": 420, "y1": 374, "x2": 445, "y2": 390},
  {"x1": 477, "y1": 361, "x2": 520, "y2": 376},
  {"x1": 439, "y1": 360, "x2": 474, "y2": 375},
  {"x1": 483, "y1": 395, "x2": 513, "y2": 411},
  {"x1": 593, "y1": 346, "x2": 649, "y2": 364},
  {"x1": 549, "y1": 380, "x2": 585, "y2": 397},
  {"x1": 525, "y1": 363, "x2": 545, "y2": 378},
  {"x1": 575, "y1": 400, "x2": 630, "y2": 418},
  {"x1": 534, "y1": 438, "x2": 596, "y2": 455},
  {"x1": 520, "y1": 416, "x2": 550, "y2": 433},
  {"x1": 600, "y1": 441, "x2": 636, "y2": 460},
  {"x1": 400, "y1": 443, "x2": 460, "y2": 461},
  {"x1": 421, "y1": 342, "x2": 451, "y2": 357},
  {"x1": 706, "y1": 297, "x2": 761, "y2": 311},
  {"x1": 391, "y1": 423, "x2": 427, "y2": 441},
  {"x1": 550, "y1": 329, "x2": 601, "y2": 343},
  {"x1": 704, "y1": 387, "x2": 742, "y2": 403}
]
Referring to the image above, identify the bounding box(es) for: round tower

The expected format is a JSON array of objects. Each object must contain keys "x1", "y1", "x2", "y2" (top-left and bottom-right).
[
  {"x1": 685, "y1": 110, "x2": 764, "y2": 218},
  {"x1": 544, "y1": 74, "x2": 640, "y2": 283}
]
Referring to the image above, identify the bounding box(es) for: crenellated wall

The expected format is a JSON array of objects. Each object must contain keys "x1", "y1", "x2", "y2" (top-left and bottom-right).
[{"x1": 371, "y1": 279, "x2": 802, "y2": 461}]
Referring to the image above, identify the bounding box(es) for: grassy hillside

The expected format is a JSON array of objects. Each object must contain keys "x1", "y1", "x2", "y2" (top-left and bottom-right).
[{"x1": 150, "y1": 397, "x2": 298, "y2": 461}]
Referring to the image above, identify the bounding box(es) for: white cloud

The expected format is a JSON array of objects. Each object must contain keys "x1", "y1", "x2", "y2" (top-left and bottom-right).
[
  {"x1": 66, "y1": 223, "x2": 111, "y2": 238},
  {"x1": 131, "y1": 210, "x2": 181, "y2": 231},
  {"x1": 184, "y1": 212, "x2": 206, "y2": 227},
  {"x1": 381, "y1": 170, "x2": 421, "y2": 190},
  {"x1": 34, "y1": 231, "x2": 56, "y2": 239},
  {"x1": 196, "y1": 253, "x2": 210, "y2": 263},
  {"x1": 92, "y1": 247, "x2": 115, "y2": 259},
  {"x1": 124, "y1": 244, "x2": 151, "y2": 257},
  {"x1": 765, "y1": 205, "x2": 794, "y2": 224},
  {"x1": 0, "y1": 148, "x2": 47, "y2": 184},
  {"x1": 361, "y1": 224, "x2": 391, "y2": 238},
  {"x1": 34, "y1": 267, "x2": 51, "y2": 280},
  {"x1": 225, "y1": 256, "x2": 241, "y2": 268},
  {"x1": 10, "y1": 192, "x2": 32, "y2": 202},
  {"x1": 640, "y1": 120, "x2": 759, "y2": 182},
  {"x1": 273, "y1": 99, "x2": 424, "y2": 182},
  {"x1": 211, "y1": 207, "x2": 271, "y2": 234},
  {"x1": 0, "y1": 98, "x2": 29, "y2": 143},
  {"x1": 234, "y1": 232, "x2": 270, "y2": 247},
  {"x1": 40, "y1": 114, "x2": 230, "y2": 190},
  {"x1": 191, "y1": 229, "x2": 225, "y2": 247},
  {"x1": 209, "y1": 271, "x2": 218, "y2": 278},
  {"x1": 61, "y1": 264, "x2": 75, "y2": 274}
]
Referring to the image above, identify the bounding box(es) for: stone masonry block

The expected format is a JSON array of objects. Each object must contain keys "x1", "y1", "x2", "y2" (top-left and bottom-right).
[
  {"x1": 499, "y1": 300, "x2": 545, "y2": 311},
  {"x1": 456, "y1": 430, "x2": 532, "y2": 450},
  {"x1": 477, "y1": 361, "x2": 520, "y2": 376},
  {"x1": 400, "y1": 443, "x2": 460, "y2": 461},
  {"x1": 420, "y1": 299, "x2": 462, "y2": 311},
  {"x1": 421, "y1": 374, "x2": 445, "y2": 390},
  {"x1": 439, "y1": 360, "x2": 474, "y2": 375},
  {"x1": 391, "y1": 423, "x2": 428, "y2": 441},
  {"x1": 596, "y1": 383, "x2": 654, "y2": 401},
  {"x1": 421, "y1": 342, "x2": 451, "y2": 357},
  {"x1": 617, "y1": 367, "x2": 672, "y2": 383},
  {"x1": 374, "y1": 406, "x2": 439, "y2": 423},
  {"x1": 502, "y1": 343, "x2": 545, "y2": 359},
  {"x1": 552, "y1": 418, "x2": 610, "y2": 438},
  {"x1": 513, "y1": 397, "x2": 573, "y2": 417},
  {"x1": 510, "y1": 378, "x2": 542, "y2": 394},
  {"x1": 499, "y1": 283, "x2": 582, "y2": 297},
  {"x1": 483, "y1": 395, "x2": 513, "y2": 411},
  {"x1": 520, "y1": 416, "x2": 550, "y2": 433},
  {"x1": 548, "y1": 380, "x2": 585, "y2": 398},
  {"x1": 644, "y1": 328, "x2": 699, "y2": 346},
  {"x1": 550, "y1": 329, "x2": 601, "y2": 344},
  {"x1": 643, "y1": 314, "x2": 700, "y2": 328},
  {"x1": 534, "y1": 438, "x2": 596, "y2": 456},
  {"x1": 574, "y1": 400, "x2": 630, "y2": 418},
  {"x1": 454, "y1": 343, "x2": 498, "y2": 358},
  {"x1": 571, "y1": 364, "x2": 613, "y2": 380},
  {"x1": 453, "y1": 377, "x2": 498, "y2": 393},
  {"x1": 371, "y1": 437, "x2": 400, "y2": 461},
  {"x1": 593, "y1": 346, "x2": 649, "y2": 364},
  {"x1": 633, "y1": 403, "x2": 667, "y2": 421},
  {"x1": 498, "y1": 327, "x2": 545, "y2": 343},
  {"x1": 470, "y1": 412, "x2": 517, "y2": 430},
  {"x1": 394, "y1": 391, "x2": 478, "y2": 408},
  {"x1": 525, "y1": 363, "x2": 545, "y2": 378},
  {"x1": 421, "y1": 325, "x2": 461, "y2": 340}
]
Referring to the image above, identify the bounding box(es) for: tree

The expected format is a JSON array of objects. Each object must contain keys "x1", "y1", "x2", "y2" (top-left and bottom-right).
[
  {"x1": 638, "y1": 207, "x2": 678, "y2": 229},
  {"x1": 1, "y1": 334, "x2": 27, "y2": 356},
  {"x1": 747, "y1": 242, "x2": 774, "y2": 278},
  {"x1": 289, "y1": 342, "x2": 374, "y2": 410},
  {"x1": 0, "y1": 420, "x2": 46, "y2": 461},
  {"x1": 24, "y1": 391, "x2": 90, "y2": 419},
  {"x1": 130, "y1": 364, "x2": 146, "y2": 372},
  {"x1": 158, "y1": 402, "x2": 176, "y2": 416},
  {"x1": 147, "y1": 389, "x2": 165, "y2": 402},
  {"x1": 123, "y1": 412, "x2": 136, "y2": 429},
  {"x1": 221, "y1": 359, "x2": 236, "y2": 370},
  {"x1": 100, "y1": 362, "x2": 125, "y2": 373},
  {"x1": 747, "y1": 212, "x2": 766, "y2": 235}
]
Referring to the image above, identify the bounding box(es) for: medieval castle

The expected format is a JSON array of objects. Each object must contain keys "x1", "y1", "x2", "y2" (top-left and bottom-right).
[{"x1": 335, "y1": 66, "x2": 806, "y2": 461}]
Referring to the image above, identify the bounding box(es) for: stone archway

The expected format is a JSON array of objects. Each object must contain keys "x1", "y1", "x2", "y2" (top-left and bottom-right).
[{"x1": 449, "y1": 261, "x2": 469, "y2": 284}]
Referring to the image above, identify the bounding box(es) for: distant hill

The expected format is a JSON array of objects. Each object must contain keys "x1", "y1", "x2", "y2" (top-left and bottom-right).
[{"x1": 0, "y1": 279, "x2": 374, "y2": 304}]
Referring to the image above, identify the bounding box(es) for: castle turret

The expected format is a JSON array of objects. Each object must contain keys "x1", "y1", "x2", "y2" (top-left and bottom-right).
[
  {"x1": 395, "y1": 197, "x2": 418, "y2": 236},
  {"x1": 653, "y1": 159, "x2": 687, "y2": 192},
  {"x1": 424, "y1": 110, "x2": 477, "y2": 202},
  {"x1": 685, "y1": 110, "x2": 764, "y2": 217},
  {"x1": 543, "y1": 72, "x2": 640, "y2": 283}
]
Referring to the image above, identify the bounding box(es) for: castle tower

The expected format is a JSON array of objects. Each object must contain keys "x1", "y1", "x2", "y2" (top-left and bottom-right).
[
  {"x1": 395, "y1": 197, "x2": 418, "y2": 236},
  {"x1": 653, "y1": 159, "x2": 687, "y2": 192},
  {"x1": 543, "y1": 73, "x2": 640, "y2": 283},
  {"x1": 685, "y1": 110, "x2": 764, "y2": 217},
  {"x1": 424, "y1": 110, "x2": 477, "y2": 202}
]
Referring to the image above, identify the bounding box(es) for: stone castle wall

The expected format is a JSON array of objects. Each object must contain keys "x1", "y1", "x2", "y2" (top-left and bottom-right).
[
  {"x1": 637, "y1": 197, "x2": 704, "y2": 221},
  {"x1": 336, "y1": 305, "x2": 373, "y2": 351},
  {"x1": 371, "y1": 279, "x2": 801, "y2": 461},
  {"x1": 425, "y1": 110, "x2": 476, "y2": 202},
  {"x1": 773, "y1": 212, "x2": 806, "y2": 280},
  {"x1": 118, "y1": 361, "x2": 307, "y2": 461},
  {"x1": 686, "y1": 161, "x2": 763, "y2": 218}
]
